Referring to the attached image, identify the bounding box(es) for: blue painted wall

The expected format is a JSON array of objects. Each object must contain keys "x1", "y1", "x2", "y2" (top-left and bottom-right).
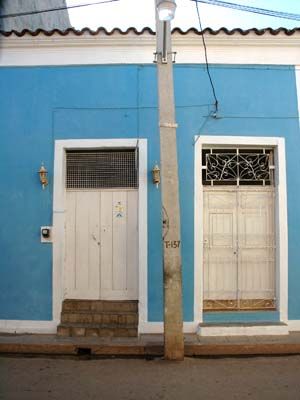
[{"x1": 0, "y1": 64, "x2": 299, "y2": 322}]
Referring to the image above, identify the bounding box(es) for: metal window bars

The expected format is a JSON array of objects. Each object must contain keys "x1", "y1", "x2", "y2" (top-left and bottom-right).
[
  {"x1": 66, "y1": 149, "x2": 138, "y2": 189},
  {"x1": 202, "y1": 148, "x2": 275, "y2": 186}
]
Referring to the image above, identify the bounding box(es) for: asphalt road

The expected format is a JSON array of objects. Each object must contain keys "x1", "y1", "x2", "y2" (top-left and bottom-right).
[{"x1": 1, "y1": 355, "x2": 300, "y2": 400}]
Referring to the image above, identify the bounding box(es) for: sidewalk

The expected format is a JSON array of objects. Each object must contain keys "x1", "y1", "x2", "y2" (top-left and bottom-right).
[{"x1": 1, "y1": 332, "x2": 300, "y2": 357}]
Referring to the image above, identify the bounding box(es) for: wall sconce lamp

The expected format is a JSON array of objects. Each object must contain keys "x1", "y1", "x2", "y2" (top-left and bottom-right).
[
  {"x1": 38, "y1": 163, "x2": 48, "y2": 189},
  {"x1": 152, "y1": 164, "x2": 161, "y2": 188}
]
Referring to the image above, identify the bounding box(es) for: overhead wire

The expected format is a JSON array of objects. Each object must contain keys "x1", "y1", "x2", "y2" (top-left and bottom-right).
[
  {"x1": 195, "y1": 0, "x2": 219, "y2": 114},
  {"x1": 0, "y1": 0, "x2": 120, "y2": 19},
  {"x1": 2, "y1": 0, "x2": 299, "y2": 23},
  {"x1": 191, "y1": 0, "x2": 300, "y2": 21}
]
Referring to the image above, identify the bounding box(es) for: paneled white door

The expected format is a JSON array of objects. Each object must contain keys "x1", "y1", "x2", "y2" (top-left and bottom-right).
[
  {"x1": 203, "y1": 190, "x2": 238, "y2": 302},
  {"x1": 65, "y1": 190, "x2": 138, "y2": 300},
  {"x1": 203, "y1": 187, "x2": 275, "y2": 310}
]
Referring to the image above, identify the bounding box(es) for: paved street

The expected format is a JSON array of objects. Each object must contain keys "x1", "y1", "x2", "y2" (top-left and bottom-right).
[{"x1": 1, "y1": 355, "x2": 300, "y2": 400}]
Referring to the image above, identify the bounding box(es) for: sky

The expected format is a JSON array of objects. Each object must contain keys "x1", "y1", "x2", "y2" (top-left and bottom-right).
[{"x1": 66, "y1": 0, "x2": 300, "y2": 31}]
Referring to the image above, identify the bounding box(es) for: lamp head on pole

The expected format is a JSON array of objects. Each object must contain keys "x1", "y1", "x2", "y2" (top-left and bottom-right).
[{"x1": 157, "y1": 0, "x2": 176, "y2": 21}]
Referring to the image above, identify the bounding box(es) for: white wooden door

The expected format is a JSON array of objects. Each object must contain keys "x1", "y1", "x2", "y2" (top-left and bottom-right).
[
  {"x1": 65, "y1": 190, "x2": 138, "y2": 300},
  {"x1": 203, "y1": 187, "x2": 275, "y2": 310},
  {"x1": 238, "y1": 190, "x2": 275, "y2": 303},
  {"x1": 203, "y1": 190, "x2": 238, "y2": 303}
]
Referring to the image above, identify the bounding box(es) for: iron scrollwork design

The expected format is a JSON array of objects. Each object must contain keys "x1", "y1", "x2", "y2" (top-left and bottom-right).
[{"x1": 205, "y1": 152, "x2": 271, "y2": 183}]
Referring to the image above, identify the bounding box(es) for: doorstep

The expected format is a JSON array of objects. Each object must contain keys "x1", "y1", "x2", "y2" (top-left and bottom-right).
[
  {"x1": 197, "y1": 322, "x2": 289, "y2": 337},
  {"x1": 1, "y1": 332, "x2": 300, "y2": 357}
]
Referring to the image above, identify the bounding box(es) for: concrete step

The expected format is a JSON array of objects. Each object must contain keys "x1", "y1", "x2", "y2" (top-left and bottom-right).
[
  {"x1": 57, "y1": 323, "x2": 138, "y2": 338},
  {"x1": 61, "y1": 311, "x2": 138, "y2": 326},
  {"x1": 198, "y1": 322, "x2": 289, "y2": 337},
  {"x1": 62, "y1": 300, "x2": 138, "y2": 313}
]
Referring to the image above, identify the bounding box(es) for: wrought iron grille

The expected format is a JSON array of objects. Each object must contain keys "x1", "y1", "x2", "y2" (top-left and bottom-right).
[
  {"x1": 66, "y1": 149, "x2": 138, "y2": 189},
  {"x1": 203, "y1": 299, "x2": 276, "y2": 311},
  {"x1": 202, "y1": 148, "x2": 274, "y2": 186}
]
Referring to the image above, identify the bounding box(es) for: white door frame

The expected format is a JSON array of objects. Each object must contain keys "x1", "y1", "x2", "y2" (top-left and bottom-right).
[
  {"x1": 52, "y1": 139, "x2": 148, "y2": 332},
  {"x1": 194, "y1": 135, "x2": 288, "y2": 324}
]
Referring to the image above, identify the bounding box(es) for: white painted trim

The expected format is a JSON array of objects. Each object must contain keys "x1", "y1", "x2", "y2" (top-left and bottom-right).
[
  {"x1": 137, "y1": 141, "x2": 148, "y2": 334},
  {"x1": 52, "y1": 139, "x2": 148, "y2": 334},
  {"x1": 0, "y1": 320, "x2": 57, "y2": 334},
  {"x1": 194, "y1": 136, "x2": 288, "y2": 328},
  {"x1": 1, "y1": 33, "x2": 300, "y2": 65},
  {"x1": 276, "y1": 138, "x2": 288, "y2": 323},
  {"x1": 139, "y1": 321, "x2": 200, "y2": 334},
  {"x1": 288, "y1": 320, "x2": 300, "y2": 332},
  {"x1": 295, "y1": 67, "x2": 300, "y2": 128},
  {"x1": 198, "y1": 324, "x2": 289, "y2": 337},
  {"x1": 194, "y1": 140, "x2": 203, "y2": 323}
]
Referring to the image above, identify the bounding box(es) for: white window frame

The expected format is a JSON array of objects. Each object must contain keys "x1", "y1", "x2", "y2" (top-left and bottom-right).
[
  {"x1": 52, "y1": 139, "x2": 148, "y2": 333},
  {"x1": 194, "y1": 136, "x2": 288, "y2": 324}
]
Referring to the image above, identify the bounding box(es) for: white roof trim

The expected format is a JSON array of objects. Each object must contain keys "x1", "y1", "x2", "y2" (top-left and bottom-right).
[{"x1": 1, "y1": 32, "x2": 300, "y2": 66}]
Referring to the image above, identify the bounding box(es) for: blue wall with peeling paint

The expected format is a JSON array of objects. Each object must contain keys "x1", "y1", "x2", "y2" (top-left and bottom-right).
[{"x1": 0, "y1": 64, "x2": 299, "y2": 324}]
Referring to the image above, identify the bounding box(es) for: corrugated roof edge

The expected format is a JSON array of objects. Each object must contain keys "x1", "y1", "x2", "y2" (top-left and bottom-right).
[{"x1": 1, "y1": 26, "x2": 300, "y2": 37}]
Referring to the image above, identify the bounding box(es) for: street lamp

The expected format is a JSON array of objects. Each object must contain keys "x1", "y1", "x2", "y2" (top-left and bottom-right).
[
  {"x1": 155, "y1": 0, "x2": 184, "y2": 361},
  {"x1": 156, "y1": 0, "x2": 176, "y2": 63},
  {"x1": 157, "y1": 0, "x2": 176, "y2": 21}
]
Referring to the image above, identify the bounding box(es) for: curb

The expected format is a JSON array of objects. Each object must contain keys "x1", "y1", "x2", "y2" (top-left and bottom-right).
[
  {"x1": 185, "y1": 343, "x2": 300, "y2": 356},
  {"x1": 1, "y1": 342, "x2": 300, "y2": 357}
]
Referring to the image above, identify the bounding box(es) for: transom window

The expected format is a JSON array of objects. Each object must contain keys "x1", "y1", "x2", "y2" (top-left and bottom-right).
[
  {"x1": 66, "y1": 149, "x2": 138, "y2": 189},
  {"x1": 202, "y1": 148, "x2": 275, "y2": 186}
]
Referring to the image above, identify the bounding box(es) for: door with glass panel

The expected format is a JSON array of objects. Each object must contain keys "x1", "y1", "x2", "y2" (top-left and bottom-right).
[{"x1": 202, "y1": 148, "x2": 276, "y2": 311}]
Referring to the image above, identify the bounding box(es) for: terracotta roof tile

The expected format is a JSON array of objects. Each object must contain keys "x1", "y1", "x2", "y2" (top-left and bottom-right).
[{"x1": 1, "y1": 26, "x2": 300, "y2": 37}]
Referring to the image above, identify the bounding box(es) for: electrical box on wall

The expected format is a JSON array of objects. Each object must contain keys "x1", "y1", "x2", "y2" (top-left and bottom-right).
[{"x1": 40, "y1": 226, "x2": 52, "y2": 243}]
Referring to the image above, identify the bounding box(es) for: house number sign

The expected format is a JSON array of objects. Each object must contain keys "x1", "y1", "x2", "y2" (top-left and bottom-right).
[{"x1": 164, "y1": 240, "x2": 181, "y2": 249}]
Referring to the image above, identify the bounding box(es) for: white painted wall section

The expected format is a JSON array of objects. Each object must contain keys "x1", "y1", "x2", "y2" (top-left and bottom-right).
[{"x1": 1, "y1": 32, "x2": 300, "y2": 66}]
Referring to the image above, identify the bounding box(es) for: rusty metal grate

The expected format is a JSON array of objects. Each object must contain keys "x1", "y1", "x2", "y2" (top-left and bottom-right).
[
  {"x1": 203, "y1": 299, "x2": 276, "y2": 311},
  {"x1": 66, "y1": 149, "x2": 138, "y2": 189}
]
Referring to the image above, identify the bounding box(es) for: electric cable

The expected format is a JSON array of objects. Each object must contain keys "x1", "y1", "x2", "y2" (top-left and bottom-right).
[
  {"x1": 191, "y1": 0, "x2": 300, "y2": 22},
  {"x1": 195, "y1": 0, "x2": 219, "y2": 113},
  {"x1": 0, "y1": 0, "x2": 120, "y2": 19}
]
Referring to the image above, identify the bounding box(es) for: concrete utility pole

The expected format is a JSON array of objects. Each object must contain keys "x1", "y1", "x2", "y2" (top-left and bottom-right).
[{"x1": 155, "y1": 0, "x2": 184, "y2": 361}]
